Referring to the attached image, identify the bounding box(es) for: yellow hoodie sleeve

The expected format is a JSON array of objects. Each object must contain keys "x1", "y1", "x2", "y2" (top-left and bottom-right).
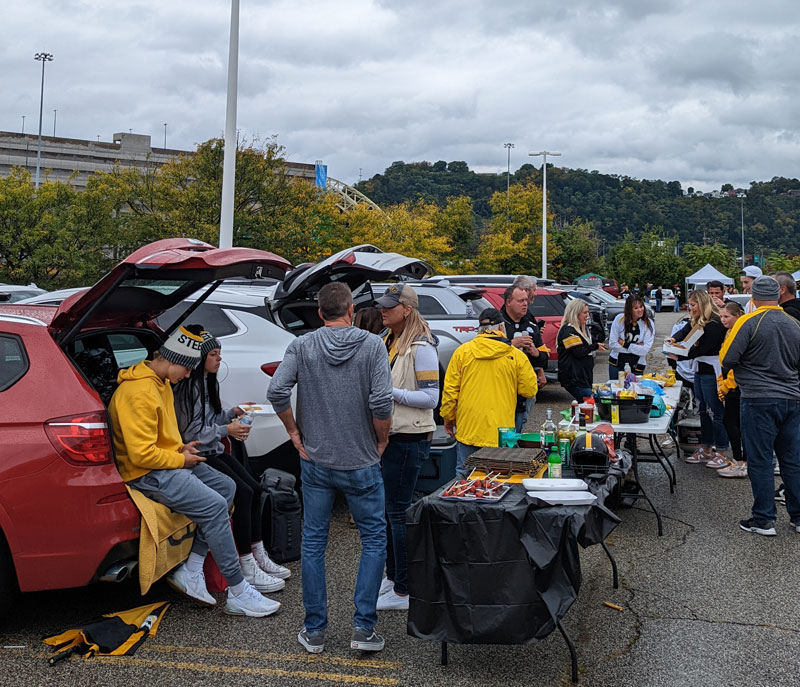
[
  {"x1": 117, "y1": 388, "x2": 185, "y2": 473},
  {"x1": 440, "y1": 349, "x2": 463, "y2": 422},
  {"x1": 514, "y1": 347, "x2": 538, "y2": 399}
]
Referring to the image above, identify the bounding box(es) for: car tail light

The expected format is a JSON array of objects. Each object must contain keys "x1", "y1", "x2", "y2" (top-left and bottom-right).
[
  {"x1": 261, "y1": 362, "x2": 281, "y2": 377},
  {"x1": 333, "y1": 251, "x2": 356, "y2": 265},
  {"x1": 45, "y1": 412, "x2": 113, "y2": 465}
]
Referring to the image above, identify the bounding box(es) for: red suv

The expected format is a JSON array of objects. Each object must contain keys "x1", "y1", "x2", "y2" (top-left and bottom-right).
[{"x1": 0, "y1": 239, "x2": 290, "y2": 611}]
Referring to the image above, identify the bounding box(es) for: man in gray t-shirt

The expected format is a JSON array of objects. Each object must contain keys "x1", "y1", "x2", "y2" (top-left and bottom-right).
[{"x1": 268, "y1": 281, "x2": 393, "y2": 654}]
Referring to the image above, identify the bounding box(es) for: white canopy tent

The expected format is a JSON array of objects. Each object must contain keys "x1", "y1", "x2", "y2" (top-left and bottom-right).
[
  {"x1": 686, "y1": 264, "x2": 734, "y2": 290},
  {"x1": 793, "y1": 269, "x2": 800, "y2": 282}
]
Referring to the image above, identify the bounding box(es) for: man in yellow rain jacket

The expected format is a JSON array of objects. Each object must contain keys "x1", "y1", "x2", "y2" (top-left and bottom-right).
[{"x1": 440, "y1": 308, "x2": 538, "y2": 471}]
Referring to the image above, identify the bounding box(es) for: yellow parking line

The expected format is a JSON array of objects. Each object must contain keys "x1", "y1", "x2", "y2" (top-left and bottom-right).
[
  {"x1": 147, "y1": 643, "x2": 403, "y2": 669},
  {"x1": 93, "y1": 655, "x2": 400, "y2": 685}
]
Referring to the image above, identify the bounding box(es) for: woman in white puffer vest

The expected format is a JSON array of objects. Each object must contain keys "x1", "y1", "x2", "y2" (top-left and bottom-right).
[{"x1": 372, "y1": 284, "x2": 439, "y2": 611}]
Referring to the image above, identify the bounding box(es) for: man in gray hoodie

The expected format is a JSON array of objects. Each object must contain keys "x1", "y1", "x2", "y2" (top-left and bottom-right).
[{"x1": 268, "y1": 281, "x2": 393, "y2": 655}]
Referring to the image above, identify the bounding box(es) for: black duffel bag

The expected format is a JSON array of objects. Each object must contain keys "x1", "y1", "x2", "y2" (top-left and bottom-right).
[{"x1": 259, "y1": 468, "x2": 302, "y2": 563}]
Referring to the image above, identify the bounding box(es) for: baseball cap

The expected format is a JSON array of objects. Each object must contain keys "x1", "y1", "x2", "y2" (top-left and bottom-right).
[
  {"x1": 740, "y1": 266, "x2": 763, "y2": 279},
  {"x1": 374, "y1": 283, "x2": 419, "y2": 309},
  {"x1": 478, "y1": 307, "x2": 504, "y2": 326}
]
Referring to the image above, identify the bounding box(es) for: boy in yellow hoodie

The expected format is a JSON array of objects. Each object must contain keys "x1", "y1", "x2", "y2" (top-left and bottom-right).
[{"x1": 108, "y1": 326, "x2": 280, "y2": 617}]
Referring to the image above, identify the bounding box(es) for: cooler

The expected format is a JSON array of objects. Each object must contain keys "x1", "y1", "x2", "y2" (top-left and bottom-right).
[
  {"x1": 677, "y1": 416, "x2": 702, "y2": 456},
  {"x1": 415, "y1": 425, "x2": 457, "y2": 495}
]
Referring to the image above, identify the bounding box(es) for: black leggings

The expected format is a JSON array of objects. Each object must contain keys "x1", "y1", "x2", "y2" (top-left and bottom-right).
[
  {"x1": 723, "y1": 393, "x2": 745, "y2": 463},
  {"x1": 204, "y1": 452, "x2": 263, "y2": 555}
]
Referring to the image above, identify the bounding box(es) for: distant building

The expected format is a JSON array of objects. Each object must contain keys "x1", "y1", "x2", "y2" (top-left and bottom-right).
[{"x1": 0, "y1": 131, "x2": 315, "y2": 191}]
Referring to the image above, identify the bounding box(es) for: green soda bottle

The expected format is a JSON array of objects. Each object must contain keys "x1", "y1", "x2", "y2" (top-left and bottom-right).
[{"x1": 548, "y1": 446, "x2": 562, "y2": 479}]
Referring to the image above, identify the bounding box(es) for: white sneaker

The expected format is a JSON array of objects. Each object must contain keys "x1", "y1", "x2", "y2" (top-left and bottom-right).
[
  {"x1": 240, "y1": 555, "x2": 285, "y2": 593},
  {"x1": 224, "y1": 582, "x2": 281, "y2": 617},
  {"x1": 376, "y1": 590, "x2": 409, "y2": 611},
  {"x1": 253, "y1": 547, "x2": 291, "y2": 580},
  {"x1": 167, "y1": 563, "x2": 216, "y2": 607},
  {"x1": 379, "y1": 576, "x2": 394, "y2": 596}
]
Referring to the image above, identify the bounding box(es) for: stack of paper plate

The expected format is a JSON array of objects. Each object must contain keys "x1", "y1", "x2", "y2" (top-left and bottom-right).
[
  {"x1": 526, "y1": 491, "x2": 598, "y2": 506},
  {"x1": 522, "y1": 478, "x2": 588, "y2": 491}
]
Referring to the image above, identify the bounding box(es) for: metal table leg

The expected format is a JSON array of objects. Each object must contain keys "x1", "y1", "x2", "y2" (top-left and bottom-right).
[
  {"x1": 648, "y1": 434, "x2": 676, "y2": 491},
  {"x1": 600, "y1": 540, "x2": 619, "y2": 589},
  {"x1": 556, "y1": 619, "x2": 579, "y2": 683},
  {"x1": 627, "y1": 433, "x2": 664, "y2": 536}
]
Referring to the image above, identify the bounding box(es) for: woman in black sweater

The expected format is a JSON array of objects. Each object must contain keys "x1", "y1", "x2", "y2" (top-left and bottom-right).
[
  {"x1": 667, "y1": 289, "x2": 729, "y2": 467},
  {"x1": 557, "y1": 298, "x2": 607, "y2": 402}
]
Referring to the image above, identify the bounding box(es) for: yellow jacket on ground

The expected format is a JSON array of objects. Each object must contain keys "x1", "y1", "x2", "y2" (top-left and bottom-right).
[
  {"x1": 440, "y1": 332, "x2": 538, "y2": 447},
  {"x1": 108, "y1": 361, "x2": 185, "y2": 482}
]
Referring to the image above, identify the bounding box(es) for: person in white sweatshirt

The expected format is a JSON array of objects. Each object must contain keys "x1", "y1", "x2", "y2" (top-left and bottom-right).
[{"x1": 608, "y1": 296, "x2": 655, "y2": 380}]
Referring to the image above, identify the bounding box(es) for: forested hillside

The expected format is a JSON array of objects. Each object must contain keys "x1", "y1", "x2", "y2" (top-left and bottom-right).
[{"x1": 356, "y1": 162, "x2": 800, "y2": 253}]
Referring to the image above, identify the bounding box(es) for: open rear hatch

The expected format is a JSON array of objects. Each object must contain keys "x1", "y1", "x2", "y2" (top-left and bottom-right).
[
  {"x1": 269, "y1": 245, "x2": 431, "y2": 333},
  {"x1": 50, "y1": 238, "x2": 292, "y2": 347}
]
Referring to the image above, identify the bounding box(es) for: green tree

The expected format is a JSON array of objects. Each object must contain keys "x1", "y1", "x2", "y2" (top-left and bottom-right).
[
  {"x1": 477, "y1": 183, "x2": 559, "y2": 274},
  {"x1": 605, "y1": 229, "x2": 687, "y2": 290},
  {"x1": 550, "y1": 219, "x2": 601, "y2": 281},
  {"x1": 681, "y1": 242, "x2": 738, "y2": 276},
  {"x1": 0, "y1": 169, "x2": 117, "y2": 287}
]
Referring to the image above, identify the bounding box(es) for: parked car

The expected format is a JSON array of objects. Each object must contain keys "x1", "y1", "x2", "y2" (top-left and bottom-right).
[
  {"x1": 425, "y1": 274, "x2": 556, "y2": 288},
  {"x1": 574, "y1": 276, "x2": 619, "y2": 298},
  {"x1": 649, "y1": 289, "x2": 676, "y2": 309},
  {"x1": 19, "y1": 283, "x2": 300, "y2": 461},
  {"x1": 0, "y1": 238, "x2": 291, "y2": 611},
  {"x1": 0, "y1": 284, "x2": 47, "y2": 303}
]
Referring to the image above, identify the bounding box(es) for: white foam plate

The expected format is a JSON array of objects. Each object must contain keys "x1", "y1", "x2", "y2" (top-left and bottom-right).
[
  {"x1": 526, "y1": 491, "x2": 598, "y2": 506},
  {"x1": 522, "y1": 478, "x2": 588, "y2": 491}
]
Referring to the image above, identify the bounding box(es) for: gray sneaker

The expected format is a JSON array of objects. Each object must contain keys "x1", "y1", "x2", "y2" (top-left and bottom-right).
[
  {"x1": 350, "y1": 627, "x2": 385, "y2": 651},
  {"x1": 298, "y1": 628, "x2": 325, "y2": 654},
  {"x1": 792, "y1": 521, "x2": 800, "y2": 534}
]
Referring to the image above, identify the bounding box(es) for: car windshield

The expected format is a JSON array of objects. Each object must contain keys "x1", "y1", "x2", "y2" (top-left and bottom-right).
[{"x1": 585, "y1": 289, "x2": 616, "y2": 303}]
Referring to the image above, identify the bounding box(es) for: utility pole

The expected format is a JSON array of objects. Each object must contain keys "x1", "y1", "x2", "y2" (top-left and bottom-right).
[
  {"x1": 34, "y1": 51, "x2": 54, "y2": 189},
  {"x1": 503, "y1": 143, "x2": 514, "y2": 197},
  {"x1": 528, "y1": 150, "x2": 561, "y2": 279},
  {"x1": 164, "y1": 123, "x2": 168, "y2": 148},
  {"x1": 21, "y1": 115, "x2": 25, "y2": 134},
  {"x1": 53, "y1": 109, "x2": 57, "y2": 137},
  {"x1": 219, "y1": 0, "x2": 240, "y2": 249}
]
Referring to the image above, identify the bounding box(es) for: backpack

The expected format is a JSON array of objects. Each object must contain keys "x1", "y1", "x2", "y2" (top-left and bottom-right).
[{"x1": 259, "y1": 468, "x2": 302, "y2": 563}]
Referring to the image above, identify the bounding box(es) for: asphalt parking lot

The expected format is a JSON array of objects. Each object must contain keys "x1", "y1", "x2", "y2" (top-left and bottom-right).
[{"x1": 2, "y1": 310, "x2": 798, "y2": 686}]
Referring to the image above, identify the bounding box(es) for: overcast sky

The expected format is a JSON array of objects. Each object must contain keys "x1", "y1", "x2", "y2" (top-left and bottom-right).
[{"x1": 2, "y1": 1, "x2": 798, "y2": 192}]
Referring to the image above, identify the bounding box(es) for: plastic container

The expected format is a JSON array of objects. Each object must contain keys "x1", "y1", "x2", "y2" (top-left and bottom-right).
[{"x1": 595, "y1": 395, "x2": 651, "y2": 424}]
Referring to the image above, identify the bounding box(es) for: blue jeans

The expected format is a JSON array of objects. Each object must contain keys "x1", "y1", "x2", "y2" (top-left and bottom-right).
[
  {"x1": 515, "y1": 395, "x2": 536, "y2": 433},
  {"x1": 564, "y1": 385, "x2": 593, "y2": 404},
  {"x1": 129, "y1": 463, "x2": 242, "y2": 585},
  {"x1": 673, "y1": 299, "x2": 680, "y2": 312},
  {"x1": 656, "y1": 299, "x2": 662, "y2": 312},
  {"x1": 740, "y1": 398, "x2": 800, "y2": 525},
  {"x1": 694, "y1": 373, "x2": 728, "y2": 450},
  {"x1": 456, "y1": 442, "x2": 481, "y2": 473},
  {"x1": 299, "y1": 460, "x2": 386, "y2": 634},
  {"x1": 381, "y1": 438, "x2": 430, "y2": 595}
]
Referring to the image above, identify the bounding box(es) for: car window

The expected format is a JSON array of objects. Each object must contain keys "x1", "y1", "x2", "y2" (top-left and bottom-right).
[
  {"x1": 0, "y1": 334, "x2": 28, "y2": 391},
  {"x1": 530, "y1": 294, "x2": 565, "y2": 317},
  {"x1": 106, "y1": 333, "x2": 150, "y2": 368},
  {"x1": 417, "y1": 295, "x2": 447, "y2": 316},
  {"x1": 156, "y1": 302, "x2": 240, "y2": 337}
]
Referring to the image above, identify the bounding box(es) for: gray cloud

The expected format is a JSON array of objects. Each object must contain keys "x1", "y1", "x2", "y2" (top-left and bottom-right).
[{"x1": 2, "y1": 0, "x2": 799, "y2": 195}]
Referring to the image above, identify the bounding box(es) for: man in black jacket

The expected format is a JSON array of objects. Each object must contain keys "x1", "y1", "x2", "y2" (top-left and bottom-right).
[{"x1": 500, "y1": 283, "x2": 549, "y2": 432}]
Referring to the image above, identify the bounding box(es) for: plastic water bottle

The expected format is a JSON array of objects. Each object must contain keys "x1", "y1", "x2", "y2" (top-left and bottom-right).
[{"x1": 238, "y1": 411, "x2": 253, "y2": 439}]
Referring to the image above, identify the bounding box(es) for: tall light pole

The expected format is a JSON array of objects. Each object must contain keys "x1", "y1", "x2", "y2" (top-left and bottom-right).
[
  {"x1": 21, "y1": 115, "x2": 26, "y2": 134},
  {"x1": 163, "y1": 123, "x2": 168, "y2": 148},
  {"x1": 740, "y1": 198, "x2": 745, "y2": 267},
  {"x1": 34, "y1": 52, "x2": 54, "y2": 189},
  {"x1": 53, "y1": 109, "x2": 57, "y2": 137},
  {"x1": 503, "y1": 142, "x2": 514, "y2": 196},
  {"x1": 219, "y1": 0, "x2": 240, "y2": 249},
  {"x1": 528, "y1": 150, "x2": 561, "y2": 279}
]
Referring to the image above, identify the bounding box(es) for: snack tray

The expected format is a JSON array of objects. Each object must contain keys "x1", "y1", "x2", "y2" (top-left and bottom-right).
[
  {"x1": 439, "y1": 483, "x2": 512, "y2": 502},
  {"x1": 521, "y1": 478, "x2": 588, "y2": 492},
  {"x1": 526, "y1": 491, "x2": 597, "y2": 506}
]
